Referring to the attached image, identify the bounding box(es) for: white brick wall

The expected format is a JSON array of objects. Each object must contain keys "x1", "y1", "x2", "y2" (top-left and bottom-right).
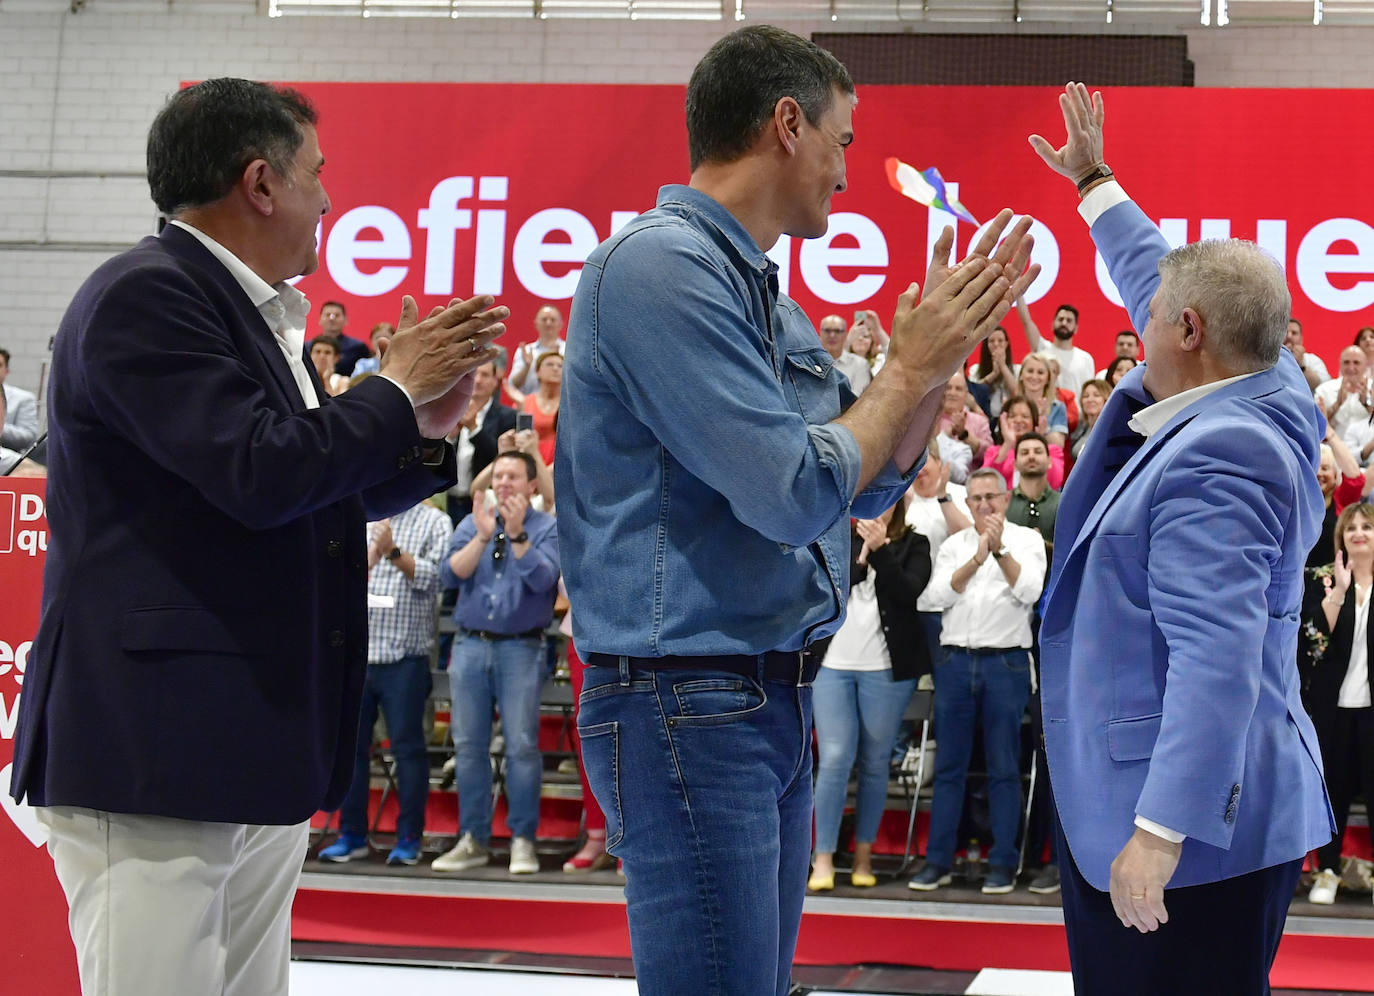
[{"x1": 1, "y1": 5, "x2": 1371, "y2": 394}]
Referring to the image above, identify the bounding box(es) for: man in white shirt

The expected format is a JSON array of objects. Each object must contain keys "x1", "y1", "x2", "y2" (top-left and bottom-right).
[
  {"x1": 818, "y1": 312, "x2": 873, "y2": 394},
  {"x1": 1015, "y1": 296, "x2": 1097, "y2": 396},
  {"x1": 906, "y1": 442, "x2": 973, "y2": 672},
  {"x1": 1315, "y1": 346, "x2": 1373, "y2": 439},
  {"x1": 909, "y1": 467, "x2": 1046, "y2": 896},
  {"x1": 505, "y1": 305, "x2": 566, "y2": 399},
  {"x1": 1285, "y1": 318, "x2": 1329, "y2": 391},
  {"x1": 1094, "y1": 329, "x2": 1141, "y2": 378}
]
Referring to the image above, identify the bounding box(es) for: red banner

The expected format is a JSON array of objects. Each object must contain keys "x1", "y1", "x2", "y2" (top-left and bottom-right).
[
  {"x1": 0, "y1": 478, "x2": 79, "y2": 995},
  {"x1": 279, "y1": 82, "x2": 1374, "y2": 368}
]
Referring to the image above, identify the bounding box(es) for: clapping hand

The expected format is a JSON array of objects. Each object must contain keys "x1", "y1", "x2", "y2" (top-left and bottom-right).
[
  {"x1": 473, "y1": 491, "x2": 496, "y2": 542},
  {"x1": 498, "y1": 491, "x2": 529, "y2": 538},
  {"x1": 854, "y1": 517, "x2": 888, "y2": 566}
]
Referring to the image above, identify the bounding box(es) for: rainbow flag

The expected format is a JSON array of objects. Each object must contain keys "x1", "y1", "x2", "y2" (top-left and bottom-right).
[{"x1": 884, "y1": 157, "x2": 979, "y2": 227}]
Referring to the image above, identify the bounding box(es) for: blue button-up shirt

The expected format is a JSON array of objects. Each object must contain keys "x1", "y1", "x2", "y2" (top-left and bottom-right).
[
  {"x1": 441, "y1": 507, "x2": 560, "y2": 634},
  {"x1": 555, "y1": 184, "x2": 917, "y2": 656}
]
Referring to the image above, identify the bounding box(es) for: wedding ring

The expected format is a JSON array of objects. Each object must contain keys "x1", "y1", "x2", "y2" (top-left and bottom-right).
[{"x1": 1129, "y1": 892, "x2": 1145, "y2": 899}]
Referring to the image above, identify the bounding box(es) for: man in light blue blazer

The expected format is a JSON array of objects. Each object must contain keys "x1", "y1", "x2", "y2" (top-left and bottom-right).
[{"x1": 1029, "y1": 84, "x2": 1334, "y2": 994}]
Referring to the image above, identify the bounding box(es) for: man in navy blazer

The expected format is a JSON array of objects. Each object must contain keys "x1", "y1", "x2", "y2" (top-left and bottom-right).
[
  {"x1": 10, "y1": 79, "x2": 508, "y2": 996},
  {"x1": 1030, "y1": 84, "x2": 1334, "y2": 993}
]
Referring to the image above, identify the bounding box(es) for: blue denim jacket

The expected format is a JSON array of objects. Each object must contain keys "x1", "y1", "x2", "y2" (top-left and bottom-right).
[
  {"x1": 441, "y1": 507, "x2": 560, "y2": 634},
  {"x1": 555, "y1": 185, "x2": 916, "y2": 656}
]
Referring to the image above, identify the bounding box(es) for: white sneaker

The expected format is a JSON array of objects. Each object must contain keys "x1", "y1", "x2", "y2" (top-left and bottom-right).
[
  {"x1": 1309, "y1": 867, "x2": 1339, "y2": 905},
  {"x1": 431, "y1": 833, "x2": 490, "y2": 872},
  {"x1": 509, "y1": 836, "x2": 539, "y2": 875}
]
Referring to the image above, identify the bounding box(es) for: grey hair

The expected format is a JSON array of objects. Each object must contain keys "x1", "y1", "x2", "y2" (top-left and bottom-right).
[
  {"x1": 1155, "y1": 239, "x2": 1290, "y2": 372},
  {"x1": 968, "y1": 467, "x2": 1008, "y2": 493}
]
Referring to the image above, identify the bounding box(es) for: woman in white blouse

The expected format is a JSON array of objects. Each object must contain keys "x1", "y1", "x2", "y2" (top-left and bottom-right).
[{"x1": 1305, "y1": 503, "x2": 1374, "y2": 904}]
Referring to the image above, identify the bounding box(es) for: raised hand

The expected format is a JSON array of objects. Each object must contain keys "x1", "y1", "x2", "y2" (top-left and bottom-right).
[{"x1": 1029, "y1": 81, "x2": 1106, "y2": 184}]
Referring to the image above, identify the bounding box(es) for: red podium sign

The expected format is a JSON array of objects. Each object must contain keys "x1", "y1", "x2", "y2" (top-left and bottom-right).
[{"x1": 0, "y1": 478, "x2": 80, "y2": 995}]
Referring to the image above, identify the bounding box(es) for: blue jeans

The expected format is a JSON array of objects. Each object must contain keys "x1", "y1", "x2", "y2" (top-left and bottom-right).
[
  {"x1": 449, "y1": 634, "x2": 545, "y2": 842},
  {"x1": 811, "y1": 667, "x2": 916, "y2": 855},
  {"x1": 926, "y1": 648, "x2": 1030, "y2": 871},
  {"x1": 339, "y1": 654, "x2": 432, "y2": 840},
  {"x1": 577, "y1": 660, "x2": 813, "y2": 996}
]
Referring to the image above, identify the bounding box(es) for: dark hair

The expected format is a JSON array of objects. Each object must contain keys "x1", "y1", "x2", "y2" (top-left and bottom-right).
[
  {"x1": 147, "y1": 78, "x2": 317, "y2": 215},
  {"x1": 974, "y1": 326, "x2": 1013, "y2": 380},
  {"x1": 1003, "y1": 394, "x2": 1036, "y2": 421},
  {"x1": 494, "y1": 449, "x2": 538, "y2": 481},
  {"x1": 1115, "y1": 329, "x2": 1140, "y2": 343},
  {"x1": 0, "y1": 347, "x2": 9, "y2": 365},
  {"x1": 685, "y1": 26, "x2": 854, "y2": 172},
  {"x1": 1055, "y1": 304, "x2": 1079, "y2": 320},
  {"x1": 1289, "y1": 317, "x2": 1302, "y2": 332},
  {"x1": 1015, "y1": 431, "x2": 1049, "y2": 457},
  {"x1": 1355, "y1": 326, "x2": 1374, "y2": 346},
  {"x1": 311, "y1": 335, "x2": 341, "y2": 356},
  {"x1": 1105, "y1": 355, "x2": 1138, "y2": 384},
  {"x1": 320, "y1": 300, "x2": 347, "y2": 316}
]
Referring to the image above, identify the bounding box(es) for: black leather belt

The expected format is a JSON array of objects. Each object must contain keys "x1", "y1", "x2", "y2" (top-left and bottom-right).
[
  {"x1": 586, "y1": 649, "x2": 819, "y2": 685},
  {"x1": 945, "y1": 645, "x2": 1025, "y2": 656},
  {"x1": 461, "y1": 627, "x2": 545, "y2": 641}
]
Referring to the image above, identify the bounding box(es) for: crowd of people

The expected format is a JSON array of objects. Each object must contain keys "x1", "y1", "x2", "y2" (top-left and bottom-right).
[
  {"x1": 199, "y1": 281, "x2": 1354, "y2": 907},
  {"x1": 6, "y1": 286, "x2": 1369, "y2": 904}
]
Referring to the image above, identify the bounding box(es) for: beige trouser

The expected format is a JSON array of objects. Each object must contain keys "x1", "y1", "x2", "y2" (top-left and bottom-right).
[{"x1": 38, "y1": 806, "x2": 310, "y2": 996}]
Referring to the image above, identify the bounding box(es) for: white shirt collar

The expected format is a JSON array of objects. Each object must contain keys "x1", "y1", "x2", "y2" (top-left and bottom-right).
[
  {"x1": 1127, "y1": 371, "x2": 1257, "y2": 439},
  {"x1": 169, "y1": 220, "x2": 312, "y2": 342}
]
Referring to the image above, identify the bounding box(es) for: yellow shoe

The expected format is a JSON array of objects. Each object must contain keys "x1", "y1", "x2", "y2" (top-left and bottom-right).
[
  {"x1": 807, "y1": 869, "x2": 834, "y2": 891},
  {"x1": 851, "y1": 870, "x2": 877, "y2": 888}
]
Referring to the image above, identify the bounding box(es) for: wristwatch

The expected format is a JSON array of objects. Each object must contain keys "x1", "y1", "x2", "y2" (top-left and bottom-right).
[
  {"x1": 387, "y1": 546, "x2": 402, "y2": 561},
  {"x1": 937, "y1": 496, "x2": 952, "y2": 504},
  {"x1": 991, "y1": 548, "x2": 1008, "y2": 560},
  {"x1": 1076, "y1": 162, "x2": 1113, "y2": 193},
  {"x1": 509, "y1": 532, "x2": 529, "y2": 544}
]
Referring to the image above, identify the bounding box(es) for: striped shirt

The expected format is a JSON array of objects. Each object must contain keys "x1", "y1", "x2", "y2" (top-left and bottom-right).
[{"x1": 366, "y1": 501, "x2": 454, "y2": 664}]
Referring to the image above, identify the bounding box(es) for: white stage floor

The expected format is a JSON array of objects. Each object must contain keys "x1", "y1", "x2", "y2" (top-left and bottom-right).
[{"x1": 289, "y1": 960, "x2": 1076, "y2": 995}]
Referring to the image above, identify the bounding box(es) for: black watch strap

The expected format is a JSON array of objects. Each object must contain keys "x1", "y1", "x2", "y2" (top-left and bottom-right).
[
  {"x1": 509, "y1": 531, "x2": 529, "y2": 544},
  {"x1": 387, "y1": 546, "x2": 402, "y2": 561},
  {"x1": 1076, "y1": 163, "x2": 1113, "y2": 193}
]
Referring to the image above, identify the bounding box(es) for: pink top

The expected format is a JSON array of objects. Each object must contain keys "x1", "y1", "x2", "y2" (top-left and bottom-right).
[
  {"x1": 981, "y1": 442, "x2": 1065, "y2": 491},
  {"x1": 939, "y1": 409, "x2": 994, "y2": 452}
]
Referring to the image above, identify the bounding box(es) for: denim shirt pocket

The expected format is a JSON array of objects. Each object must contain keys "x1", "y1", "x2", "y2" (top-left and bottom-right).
[{"x1": 783, "y1": 346, "x2": 843, "y2": 424}]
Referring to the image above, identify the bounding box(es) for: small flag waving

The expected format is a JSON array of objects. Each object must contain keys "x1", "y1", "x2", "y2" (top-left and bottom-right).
[{"x1": 884, "y1": 158, "x2": 979, "y2": 227}]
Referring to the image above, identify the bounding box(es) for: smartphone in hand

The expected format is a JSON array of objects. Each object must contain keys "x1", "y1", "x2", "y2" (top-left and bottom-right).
[{"x1": 516, "y1": 412, "x2": 534, "y2": 433}]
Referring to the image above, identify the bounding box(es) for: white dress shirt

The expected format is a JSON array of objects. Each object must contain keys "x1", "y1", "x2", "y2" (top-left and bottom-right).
[
  {"x1": 907, "y1": 483, "x2": 970, "y2": 613},
  {"x1": 453, "y1": 397, "x2": 494, "y2": 496},
  {"x1": 1314, "y1": 378, "x2": 1373, "y2": 440},
  {"x1": 925, "y1": 520, "x2": 1046, "y2": 650}
]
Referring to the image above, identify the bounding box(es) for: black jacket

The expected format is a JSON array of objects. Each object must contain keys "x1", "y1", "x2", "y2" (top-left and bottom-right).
[{"x1": 817, "y1": 527, "x2": 932, "y2": 682}]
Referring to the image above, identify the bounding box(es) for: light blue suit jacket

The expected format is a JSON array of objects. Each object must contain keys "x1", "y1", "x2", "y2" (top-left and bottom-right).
[{"x1": 1040, "y1": 198, "x2": 1335, "y2": 891}]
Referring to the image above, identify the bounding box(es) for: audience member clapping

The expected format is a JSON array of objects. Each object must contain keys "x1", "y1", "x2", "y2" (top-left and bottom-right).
[
  {"x1": 506, "y1": 306, "x2": 566, "y2": 400},
  {"x1": 1015, "y1": 354, "x2": 1068, "y2": 446},
  {"x1": 1070, "y1": 378, "x2": 1111, "y2": 461},
  {"x1": 309, "y1": 335, "x2": 349, "y2": 397},
  {"x1": 906, "y1": 441, "x2": 973, "y2": 671},
  {"x1": 1282, "y1": 318, "x2": 1327, "y2": 390},
  {"x1": 967, "y1": 325, "x2": 1019, "y2": 419},
  {"x1": 939, "y1": 373, "x2": 991, "y2": 462},
  {"x1": 1316, "y1": 347, "x2": 1373, "y2": 439},
  {"x1": 518, "y1": 352, "x2": 562, "y2": 465},
  {"x1": 808, "y1": 495, "x2": 930, "y2": 893},
  {"x1": 471, "y1": 427, "x2": 555, "y2": 512},
  {"x1": 1301, "y1": 503, "x2": 1374, "y2": 906},
  {"x1": 984, "y1": 396, "x2": 1065, "y2": 490}
]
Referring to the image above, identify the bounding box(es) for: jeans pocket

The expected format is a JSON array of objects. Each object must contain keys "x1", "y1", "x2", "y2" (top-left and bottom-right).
[
  {"x1": 669, "y1": 676, "x2": 767, "y2": 727},
  {"x1": 575, "y1": 720, "x2": 624, "y2": 851}
]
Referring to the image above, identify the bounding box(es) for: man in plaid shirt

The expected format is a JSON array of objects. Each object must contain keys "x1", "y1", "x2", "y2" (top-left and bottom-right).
[{"x1": 318, "y1": 497, "x2": 453, "y2": 866}]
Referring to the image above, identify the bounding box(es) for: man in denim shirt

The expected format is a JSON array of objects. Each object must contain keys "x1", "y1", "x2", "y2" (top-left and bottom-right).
[
  {"x1": 556, "y1": 26, "x2": 1036, "y2": 996},
  {"x1": 433, "y1": 450, "x2": 559, "y2": 876}
]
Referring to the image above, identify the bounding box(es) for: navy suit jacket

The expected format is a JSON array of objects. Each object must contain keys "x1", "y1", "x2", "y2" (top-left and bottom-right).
[
  {"x1": 10, "y1": 224, "x2": 455, "y2": 825},
  {"x1": 1040, "y1": 198, "x2": 1334, "y2": 890}
]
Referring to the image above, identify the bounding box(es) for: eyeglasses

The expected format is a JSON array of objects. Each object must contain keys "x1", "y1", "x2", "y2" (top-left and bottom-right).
[
  {"x1": 967, "y1": 494, "x2": 1004, "y2": 505},
  {"x1": 492, "y1": 530, "x2": 508, "y2": 563}
]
